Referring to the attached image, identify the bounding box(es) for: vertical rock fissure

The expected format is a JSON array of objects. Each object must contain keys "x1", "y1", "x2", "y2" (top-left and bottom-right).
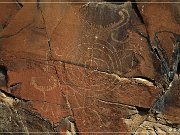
[
  {"x1": 0, "y1": 65, "x2": 8, "y2": 88},
  {"x1": 131, "y1": 0, "x2": 145, "y2": 24},
  {"x1": 39, "y1": 6, "x2": 80, "y2": 133},
  {"x1": 177, "y1": 61, "x2": 180, "y2": 77},
  {"x1": 16, "y1": 0, "x2": 23, "y2": 8}
]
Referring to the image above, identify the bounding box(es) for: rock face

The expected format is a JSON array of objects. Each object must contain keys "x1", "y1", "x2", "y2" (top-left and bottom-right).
[
  {"x1": 0, "y1": 91, "x2": 57, "y2": 134},
  {"x1": 0, "y1": 0, "x2": 180, "y2": 134}
]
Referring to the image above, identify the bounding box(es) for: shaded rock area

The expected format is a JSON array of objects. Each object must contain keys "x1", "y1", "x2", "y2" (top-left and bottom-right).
[
  {"x1": 0, "y1": 91, "x2": 57, "y2": 134},
  {"x1": 0, "y1": 0, "x2": 180, "y2": 134}
]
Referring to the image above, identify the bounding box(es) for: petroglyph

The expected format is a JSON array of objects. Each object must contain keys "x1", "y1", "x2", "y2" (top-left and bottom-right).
[{"x1": 31, "y1": 76, "x2": 58, "y2": 92}]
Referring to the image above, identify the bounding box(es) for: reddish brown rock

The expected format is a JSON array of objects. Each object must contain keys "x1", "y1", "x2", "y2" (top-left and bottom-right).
[
  {"x1": 136, "y1": 0, "x2": 180, "y2": 121},
  {"x1": 5, "y1": 59, "x2": 70, "y2": 122},
  {"x1": 49, "y1": 2, "x2": 157, "y2": 80},
  {"x1": 0, "y1": 1, "x2": 180, "y2": 134},
  {"x1": 55, "y1": 62, "x2": 161, "y2": 108},
  {"x1": 39, "y1": 1, "x2": 69, "y2": 38},
  {"x1": 1, "y1": 58, "x2": 160, "y2": 127},
  {"x1": 137, "y1": 0, "x2": 180, "y2": 83},
  {"x1": 137, "y1": 0, "x2": 180, "y2": 37},
  {"x1": 0, "y1": 0, "x2": 19, "y2": 31},
  {"x1": 1, "y1": 58, "x2": 161, "y2": 133},
  {"x1": 0, "y1": 1, "x2": 48, "y2": 61},
  {"x1": 162, "y1": 77, "x2": 180, "y2": 118}
]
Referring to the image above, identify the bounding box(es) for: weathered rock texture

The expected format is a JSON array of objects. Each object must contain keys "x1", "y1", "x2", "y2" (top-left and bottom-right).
[
  {"x1": 0, "y1": 91, "x2": 57, "y2": 134},
  {"x1": 0, "y1": 0, "x2": 180, "y2": 134}
]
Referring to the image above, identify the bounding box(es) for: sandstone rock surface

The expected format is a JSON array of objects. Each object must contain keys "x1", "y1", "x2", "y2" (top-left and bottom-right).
[{"x1": 0, "y1": 0, "x2": 180, "y2": 134}]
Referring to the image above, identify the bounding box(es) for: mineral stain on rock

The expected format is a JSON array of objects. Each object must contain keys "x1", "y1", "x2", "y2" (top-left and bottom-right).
[{"x1": 0, "y1": 0, "x2": 180, "y2": 134}]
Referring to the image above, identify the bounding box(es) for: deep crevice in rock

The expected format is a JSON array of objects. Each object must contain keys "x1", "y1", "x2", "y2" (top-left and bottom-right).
[
  {"x1": 131, "y1": 0, "x2": 145, "y2": 24},
  {"x1": 177, "y1": 60, "x2": 180, "y2": 76},
  {"x1": 135, "y1": 106, "x2": 150, "y2": 116},
  {"x1": 153, "y1": 48, "x2": 161, "y2": 60},
  {"x1": 16, "y1": 0, "x2": 23, "y2": 8},
  {"x1": 0, "y1": 90, "x2": 30, "y2": 102},
  {"x1": 72, "y1": 119, "x2": 80, "y2": 135},
  {"x1": 37, "y1": 0, "x2": 40, "y2": 9},
  {"x1": 104, "y1": 0, "x2": 128, "y2": 4},
  {"x1": 0, "y1": 65, "x2": 8, "y2": 87},
  {"x1": 133, "y1": 76, "x2": 157, "y2": 86}
]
